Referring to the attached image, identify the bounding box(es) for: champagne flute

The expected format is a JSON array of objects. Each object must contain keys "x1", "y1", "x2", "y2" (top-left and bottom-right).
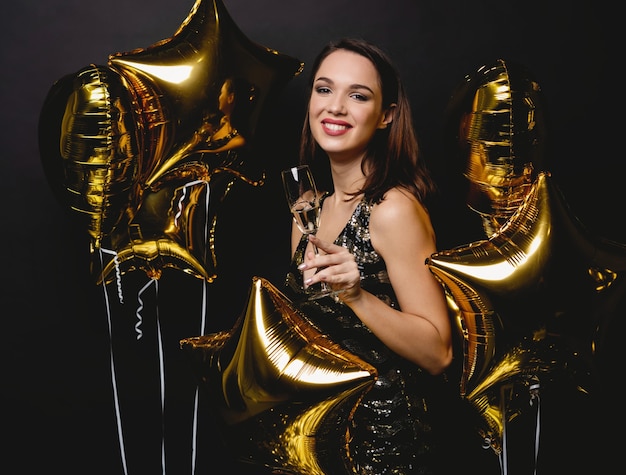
[{"x1": 281, "y1": 164, "x2": 335, "y2": 300}]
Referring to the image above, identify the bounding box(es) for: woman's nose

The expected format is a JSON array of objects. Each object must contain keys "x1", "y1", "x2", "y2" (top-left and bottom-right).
[{"x1": 327, "y1": 97, "x2": 346, "y2": 114}]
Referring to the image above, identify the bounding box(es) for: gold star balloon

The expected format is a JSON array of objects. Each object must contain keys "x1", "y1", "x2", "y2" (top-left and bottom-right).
[
  {"x1": 427, "y1": 171, "x2": 626, "y2": 453},
  {"x1": 38, "y1": 0, "x2": 304, "y2": 285},
  {"x1": 180, "y1": 276, "x2": 377, "y2": 474}
]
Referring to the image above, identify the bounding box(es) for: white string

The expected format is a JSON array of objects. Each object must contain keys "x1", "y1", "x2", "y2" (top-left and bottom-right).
[
  {"x1": 99, "y1": 247, "x2": 128, "y2": 475},
  {"x1": 136, "y1": 280, "x2": 155, "y2": 340},
  {"x1": 191, "y1": 180, "x2": 210, "y2": 474},
  {"x1": 529, "y1": 381, "x2": 541, "y2": 475},
  {"x1": 497, "y1": 380, "x2": 542, "y2": 475},
  {"x1": 101, "y1": 247, "x2": 124, "y2": 304},
  {"x1": 151, "y1": 278, "x2": 166, "y2": 475},
  {"x1": 501, "y1": 390, "x2": 508, "y2": 475},
  {"x1": 99, "y1": 179, "x2": 210, "y2": 474},
  {"x1": 498, "y1": 384, "x2": 514, "y2": 475}
]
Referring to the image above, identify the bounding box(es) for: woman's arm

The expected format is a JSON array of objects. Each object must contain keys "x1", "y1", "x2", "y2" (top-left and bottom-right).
[{"x1": 303, "y1": 189, "x2": 452, "y2": 374}]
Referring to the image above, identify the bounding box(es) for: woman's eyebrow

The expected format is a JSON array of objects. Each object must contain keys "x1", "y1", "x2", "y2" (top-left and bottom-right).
[{"x1": 314, "y1": 77, "x2": 374, "y2": 94}]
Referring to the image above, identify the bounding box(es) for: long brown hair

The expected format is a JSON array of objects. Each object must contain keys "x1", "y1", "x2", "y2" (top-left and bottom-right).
[
  {"x1": 299, "y1": 38, "x2": 435, "y2": 204},
  {"x1": 223, "y1": 76, "x2": 257, "y2": 140}
]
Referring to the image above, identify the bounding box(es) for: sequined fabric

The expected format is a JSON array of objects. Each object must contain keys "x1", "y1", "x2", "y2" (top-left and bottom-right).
[
  {"x1": 198, "y1": 130, "x2": 242, "y2": 168},
  {"x1": 284, "y1": 197, "x2": 442, "y2": 475},
  {"x1": 204, "y1": 129, "x2": 240, "y2": 150}
]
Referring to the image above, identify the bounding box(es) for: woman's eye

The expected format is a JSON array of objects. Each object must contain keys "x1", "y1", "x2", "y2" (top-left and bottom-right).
[
  {"x1": 315, "y1": 86, "x2": 331, "y2": 94},
  {"x1": 350, "y1": 93, "x2": 368, "y2": 101}
]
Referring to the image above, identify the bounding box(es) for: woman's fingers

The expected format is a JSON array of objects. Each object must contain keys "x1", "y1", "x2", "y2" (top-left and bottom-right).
[
  {"x1": 302, "y1": 235, "x2": 360, "y2": 290},
  {"x1": 307, "y1": 234, "x2": 336, "y2": 253}
]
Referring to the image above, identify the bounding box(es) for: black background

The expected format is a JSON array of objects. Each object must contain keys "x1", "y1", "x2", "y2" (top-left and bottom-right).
[{"x1": 2, "y1": 0, "x2": 623, "y2": 474}]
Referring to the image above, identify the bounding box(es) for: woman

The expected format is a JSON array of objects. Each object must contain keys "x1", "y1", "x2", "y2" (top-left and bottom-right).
[
  {"x1": 151, "y1": 76, "x2": 259, "y2": 183},
  {"x1": 199, "y1": 76, "x2": 256, "y2": 153},
  {"x1": 284, "y1": 38, "x2": 453, "y2": 474}
]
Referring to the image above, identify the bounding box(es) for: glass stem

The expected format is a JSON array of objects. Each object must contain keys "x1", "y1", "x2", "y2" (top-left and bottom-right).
[{"x1": 310, "y1": 240, "x2": 331, "y2": 293}]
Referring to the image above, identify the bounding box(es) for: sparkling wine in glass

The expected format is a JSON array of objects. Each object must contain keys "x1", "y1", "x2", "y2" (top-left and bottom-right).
[{"x1": 281, "y1": 165, "x2": 334, "y2": 300}]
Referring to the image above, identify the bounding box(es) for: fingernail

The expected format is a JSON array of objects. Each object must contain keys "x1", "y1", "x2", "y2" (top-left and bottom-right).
[
  {"x1": 298, "y1": 263, "x2": 306, "y2": 270},
  {"x1": 304, "y1": 278, "x2": 312, "y2": 285}
]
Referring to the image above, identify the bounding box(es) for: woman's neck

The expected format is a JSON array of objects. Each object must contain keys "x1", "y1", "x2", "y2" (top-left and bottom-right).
[
  {"x1": 211, "y1": 118, "x2": 233, "y2": 140},
  {"x1": 329, "y1": 160, "x2": 366, "y2": 200}
]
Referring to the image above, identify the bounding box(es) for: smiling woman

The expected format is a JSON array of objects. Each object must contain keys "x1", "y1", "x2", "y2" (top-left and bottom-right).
[
  {"x1": 6, "y1": 0, "x2": 618, "y2": 474},
  {"x1": 280, "y1": 38, "x2": 456, "y2": 475}
]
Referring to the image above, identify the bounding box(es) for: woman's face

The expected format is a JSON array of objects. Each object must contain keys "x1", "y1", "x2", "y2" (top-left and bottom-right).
[
  {"x1": 308, "y1": 49, "x2": 390, "y2": 162},
  {"x1": 218, "y1": 81, "x2": 232, "y2": 114}
]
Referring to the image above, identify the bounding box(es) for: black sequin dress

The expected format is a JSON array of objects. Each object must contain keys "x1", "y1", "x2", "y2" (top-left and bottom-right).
[{"x1": 284, "y1": 196, "x2": 447, "y2": 475}]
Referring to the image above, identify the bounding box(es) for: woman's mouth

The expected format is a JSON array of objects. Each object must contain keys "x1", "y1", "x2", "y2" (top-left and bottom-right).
[{"x1": 322, "y1": 120, "x2": 351, "y2": 135}]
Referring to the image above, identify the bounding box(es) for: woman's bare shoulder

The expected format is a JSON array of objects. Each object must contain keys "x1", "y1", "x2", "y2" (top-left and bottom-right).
[
  {"x1": 372, "y1": 187, "x2": 427, "y2": 222},
  {"x1": 370, "y1": 187, "x2": 435, "y2": 247}
]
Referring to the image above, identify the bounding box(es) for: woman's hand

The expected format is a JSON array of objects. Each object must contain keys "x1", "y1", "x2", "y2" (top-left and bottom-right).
[{"x1": 298, "y1": 235, "x2": 361, "y2": 302}]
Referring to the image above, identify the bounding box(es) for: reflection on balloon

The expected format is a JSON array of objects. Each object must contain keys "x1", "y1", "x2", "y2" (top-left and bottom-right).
[
  {"x1": 443, "y1": 58, "x2": 548, "y2": 238},
  {"x1": 98, "y1": 168, "x2": 216, "y2": 283},
  {"x1": 39, "y1": 0, "x2": 304, "y2": 284},
  {"x1": 181, "y1": 276, "x2": 377, "y2": 474}
]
